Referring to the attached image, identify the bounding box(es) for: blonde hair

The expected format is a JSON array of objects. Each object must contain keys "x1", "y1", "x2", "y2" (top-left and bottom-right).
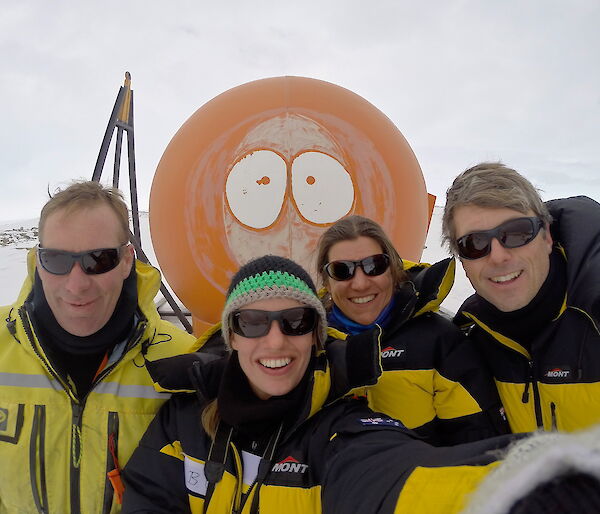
[{"x1": 39, "y1": 181, "x2": 130, "y2": 245}]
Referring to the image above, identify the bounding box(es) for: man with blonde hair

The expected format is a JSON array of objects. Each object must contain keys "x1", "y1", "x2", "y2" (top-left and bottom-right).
[
  {"x1": 0, "y1": 181, "x2": 195, "y2": 513},
  {"x1": 442, "y1": 162, "x2": 600, "y2": 434}
]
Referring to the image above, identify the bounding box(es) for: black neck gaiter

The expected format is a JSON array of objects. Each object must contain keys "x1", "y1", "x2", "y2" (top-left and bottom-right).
[
  {"x1": 473, "y1": 248, "x2": 566, "y2": 350},
  {"x1": 218, "y1": 351, "x2": 312, "y2": 445},
  {"x1": 29, "y1": 264, "x2": 138, "y2": 396}
]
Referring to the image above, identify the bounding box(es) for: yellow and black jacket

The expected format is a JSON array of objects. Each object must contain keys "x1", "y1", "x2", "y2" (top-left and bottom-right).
[
  {"x1": 455, "y1": 196, "x2": 600, "y2": 433},
  {"x1": 329, "y1": 258, "x2": 508, "y2": 445},
  {"x1": 0, "y1": 252, "x2": 196, "y2": 513},
  {"x1": 122, "y1": 337, "x2": 516, "y2": 514}
]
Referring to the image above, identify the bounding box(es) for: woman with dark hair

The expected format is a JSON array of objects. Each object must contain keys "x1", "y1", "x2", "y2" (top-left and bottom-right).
[
  {"x1": 121, "y1": 255, "x2": 518, "y2": 513},
  {"x1": 317, "y1": 215, "x2": 508, "y2": 445}
]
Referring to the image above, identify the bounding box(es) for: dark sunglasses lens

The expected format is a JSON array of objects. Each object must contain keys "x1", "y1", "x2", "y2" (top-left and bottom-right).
[
  {"x1": 39, "y1": 250, "x2": 74, "y2": 275},
  {"x1": 458, "y1": 217, "x2": 542, "y2": 259},
  {"x1": 232, "y1": 310, "x2": 270, "y2": 338},
  {"x1": 458, "y1": 232, "x2": 491, "y2": 259},
  {"x1": 362, "y1": 254, "x2": 390, "y2": 276},
  {"x1": 280, "y1": 308, "x2": 317, "y2": 336},
  {"x1": 80, "y1": 249, "x2": 121, "y2": 274},
  {"x1": 500, "y1": 218, "x2": 536, "y2": 248},
  {"x1": 327, "y1": 261, "x2": 354, "y2": 281}
]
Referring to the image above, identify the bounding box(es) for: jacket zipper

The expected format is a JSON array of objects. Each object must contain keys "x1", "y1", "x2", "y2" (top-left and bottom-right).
[
  {"x1": 520, "y1": 360, "x2": 543, "y2": 428},
  {"x1": 230, "y1": 445, "x2": 244, "y2": 514},
  {"x1": 550, "y1": 402, "x2": 558, "y2": 430},
  {"x1": 71, "y1": 323, "x2": 146, "y2": 514},
  {"x1": 30, "y1": 404, "x2": 48, "y2": 514},
  {"x1": 521, "y1": 360, "x2": 533, "y2": 404},
  {"x1": 70, "y1": 401, "x2": 83, "y2": 514},
  {"x1": 102, "y1": 412, "x2": 120, "y2": 513},
  {"x1": 248, "y1": 424, "x2": 284, "y2": 514}
]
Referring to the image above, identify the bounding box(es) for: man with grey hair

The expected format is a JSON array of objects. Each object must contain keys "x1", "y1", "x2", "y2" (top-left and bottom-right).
[
  {"x1": 0, "y1": 181, "x2": 196, "y2": 513},
  {"x1": 442, "y1": 162, "x2": 600, "y2": 435}
]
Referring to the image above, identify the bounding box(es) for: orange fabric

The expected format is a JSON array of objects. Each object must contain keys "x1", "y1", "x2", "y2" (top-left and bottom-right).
[
  {"x1": 107, "y1": 468, "x2": 125, "y2": 505},
  {"x1": 93, "y1": 353, "x2": 109, "y2": 382}
]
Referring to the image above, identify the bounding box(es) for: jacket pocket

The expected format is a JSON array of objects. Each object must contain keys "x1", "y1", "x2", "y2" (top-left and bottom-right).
[
  {"x1": 102, "y1": 411, "x2": 121, "y2": 513},
  {"x1": 0, "y1": 402, "x2": 24, "y2": 443},
  {"x1": 30, "y1": 404, "x2": 48, "y2": 513}
]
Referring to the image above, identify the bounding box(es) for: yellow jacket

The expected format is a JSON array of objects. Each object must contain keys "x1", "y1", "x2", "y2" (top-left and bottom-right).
[{"x1": 0, "y1": 252, "x2": 195, "y2": 513}]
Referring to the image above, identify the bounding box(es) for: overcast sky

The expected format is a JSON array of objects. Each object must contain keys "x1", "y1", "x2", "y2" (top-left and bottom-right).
[{"x1": 1, "y1": 1, "x2": 598, "y2": 222}]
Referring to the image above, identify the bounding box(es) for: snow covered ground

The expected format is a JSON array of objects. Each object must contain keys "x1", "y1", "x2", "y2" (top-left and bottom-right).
[
  {"x1": 0, "y1": 207, "x2": 474, "y2": 314},
  {"x1": 0, "y1": 219, "x2": 39, "y2": 304}
]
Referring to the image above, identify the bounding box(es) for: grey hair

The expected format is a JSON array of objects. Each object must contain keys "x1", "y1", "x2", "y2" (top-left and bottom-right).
[{"x1": 442, "y1": 162, "x2": 552, "y2": 255}]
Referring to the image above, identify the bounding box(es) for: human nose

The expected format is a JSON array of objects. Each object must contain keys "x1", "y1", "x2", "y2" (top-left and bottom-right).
[
  {"x1": 488, "y1": 238, "x2": 512, "y2": 263},
  {"x1": 64, "y1": 262, "x2": 92, "y2": 293}
]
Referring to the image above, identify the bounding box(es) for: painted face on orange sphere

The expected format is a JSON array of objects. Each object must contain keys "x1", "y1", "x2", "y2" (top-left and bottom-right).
[
  {"x1": 150, "y1": 77, "x2": 429, "y2": 328},
  {"x1": 224, "y1": 114, "x2": 355, "y2": 268}
]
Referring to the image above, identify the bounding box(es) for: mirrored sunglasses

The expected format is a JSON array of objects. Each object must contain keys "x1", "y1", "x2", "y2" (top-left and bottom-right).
[
  {"x1": 323, "y1": 253, "x2": 391, "y2": 281},
  {"x1": 37, "y1": 245, "x2": 127, "y2": 275},
  {"x1": 231, "y1": 307, "x2": 317, "y2": 338},
  {"x1": 456, "y1": 217, "x2": 544, "y2": 260}
]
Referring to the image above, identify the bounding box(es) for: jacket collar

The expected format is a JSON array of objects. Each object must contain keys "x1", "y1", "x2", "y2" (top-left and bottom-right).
[
  {"x1": 546, "y1": 196, "x2": 600, "y2": 314},
  {"x1": 404, "y1": 257, "x2": 456, "y2": 316}
]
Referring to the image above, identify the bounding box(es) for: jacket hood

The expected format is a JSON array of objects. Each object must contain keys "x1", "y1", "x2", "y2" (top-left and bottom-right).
[
  {"x1": 546, "y1": 196, "x2": 600, "y2": 314},
  {"x1": 404, "y1": 257, "x2": 456, "y2": 316}
]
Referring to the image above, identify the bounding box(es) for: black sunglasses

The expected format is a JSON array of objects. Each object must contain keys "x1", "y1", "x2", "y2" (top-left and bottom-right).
[
  {"x1": 37, "y1": 245, "x2": 127, "y2": 275},
  {"x1": 456, "y1": 217, "x2": 545, "y2": 260},
  {"x1": 323, "y1": 253, "x2": 391, "y2": 281},
  {"x1": 231, "y1": 307, "x2": 317, "y2": 338}
]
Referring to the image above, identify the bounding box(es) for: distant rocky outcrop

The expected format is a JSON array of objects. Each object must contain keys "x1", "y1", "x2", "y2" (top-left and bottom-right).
[{"x1": 0, "y1": 226, "x2": 38, "y2": 247}]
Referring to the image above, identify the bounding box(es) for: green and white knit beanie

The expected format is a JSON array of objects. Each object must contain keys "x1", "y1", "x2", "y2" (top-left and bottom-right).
[{"x1": 221, "y1": 255, "x2": 327, "y2": 349}]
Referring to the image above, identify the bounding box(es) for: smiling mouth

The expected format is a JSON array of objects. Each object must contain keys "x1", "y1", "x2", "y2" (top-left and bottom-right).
[
  {"x1": 67, "y1": 300, "x2": 94, "y2": 307},
  {"x1": 490, "y1": 270, "x2": 522, "y2": 283},
  {"x1": 350, "y1": 295, "x2": 375, "y2": 304},
  {"x1": 259, "y1": 358, "x2": 292, "y2": 369}
]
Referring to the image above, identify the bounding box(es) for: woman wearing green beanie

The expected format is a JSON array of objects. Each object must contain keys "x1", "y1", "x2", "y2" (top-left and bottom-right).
[{"x1": 122, "y1": 255, "x2": 518, "y2": 513}]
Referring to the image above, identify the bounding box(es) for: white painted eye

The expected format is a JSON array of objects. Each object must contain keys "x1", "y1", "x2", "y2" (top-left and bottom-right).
[
  {"x1": 225, "y1": 150, "x2": 287, "y2": 229},
  {"x1": 291, "y1": 151, "x2": 355, "y2": 224}
]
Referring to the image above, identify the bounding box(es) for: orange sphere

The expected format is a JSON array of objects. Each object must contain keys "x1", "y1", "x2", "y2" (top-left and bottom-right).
[{"x1": 150, "y1": 76, "x2": 429, "y2": 329}]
